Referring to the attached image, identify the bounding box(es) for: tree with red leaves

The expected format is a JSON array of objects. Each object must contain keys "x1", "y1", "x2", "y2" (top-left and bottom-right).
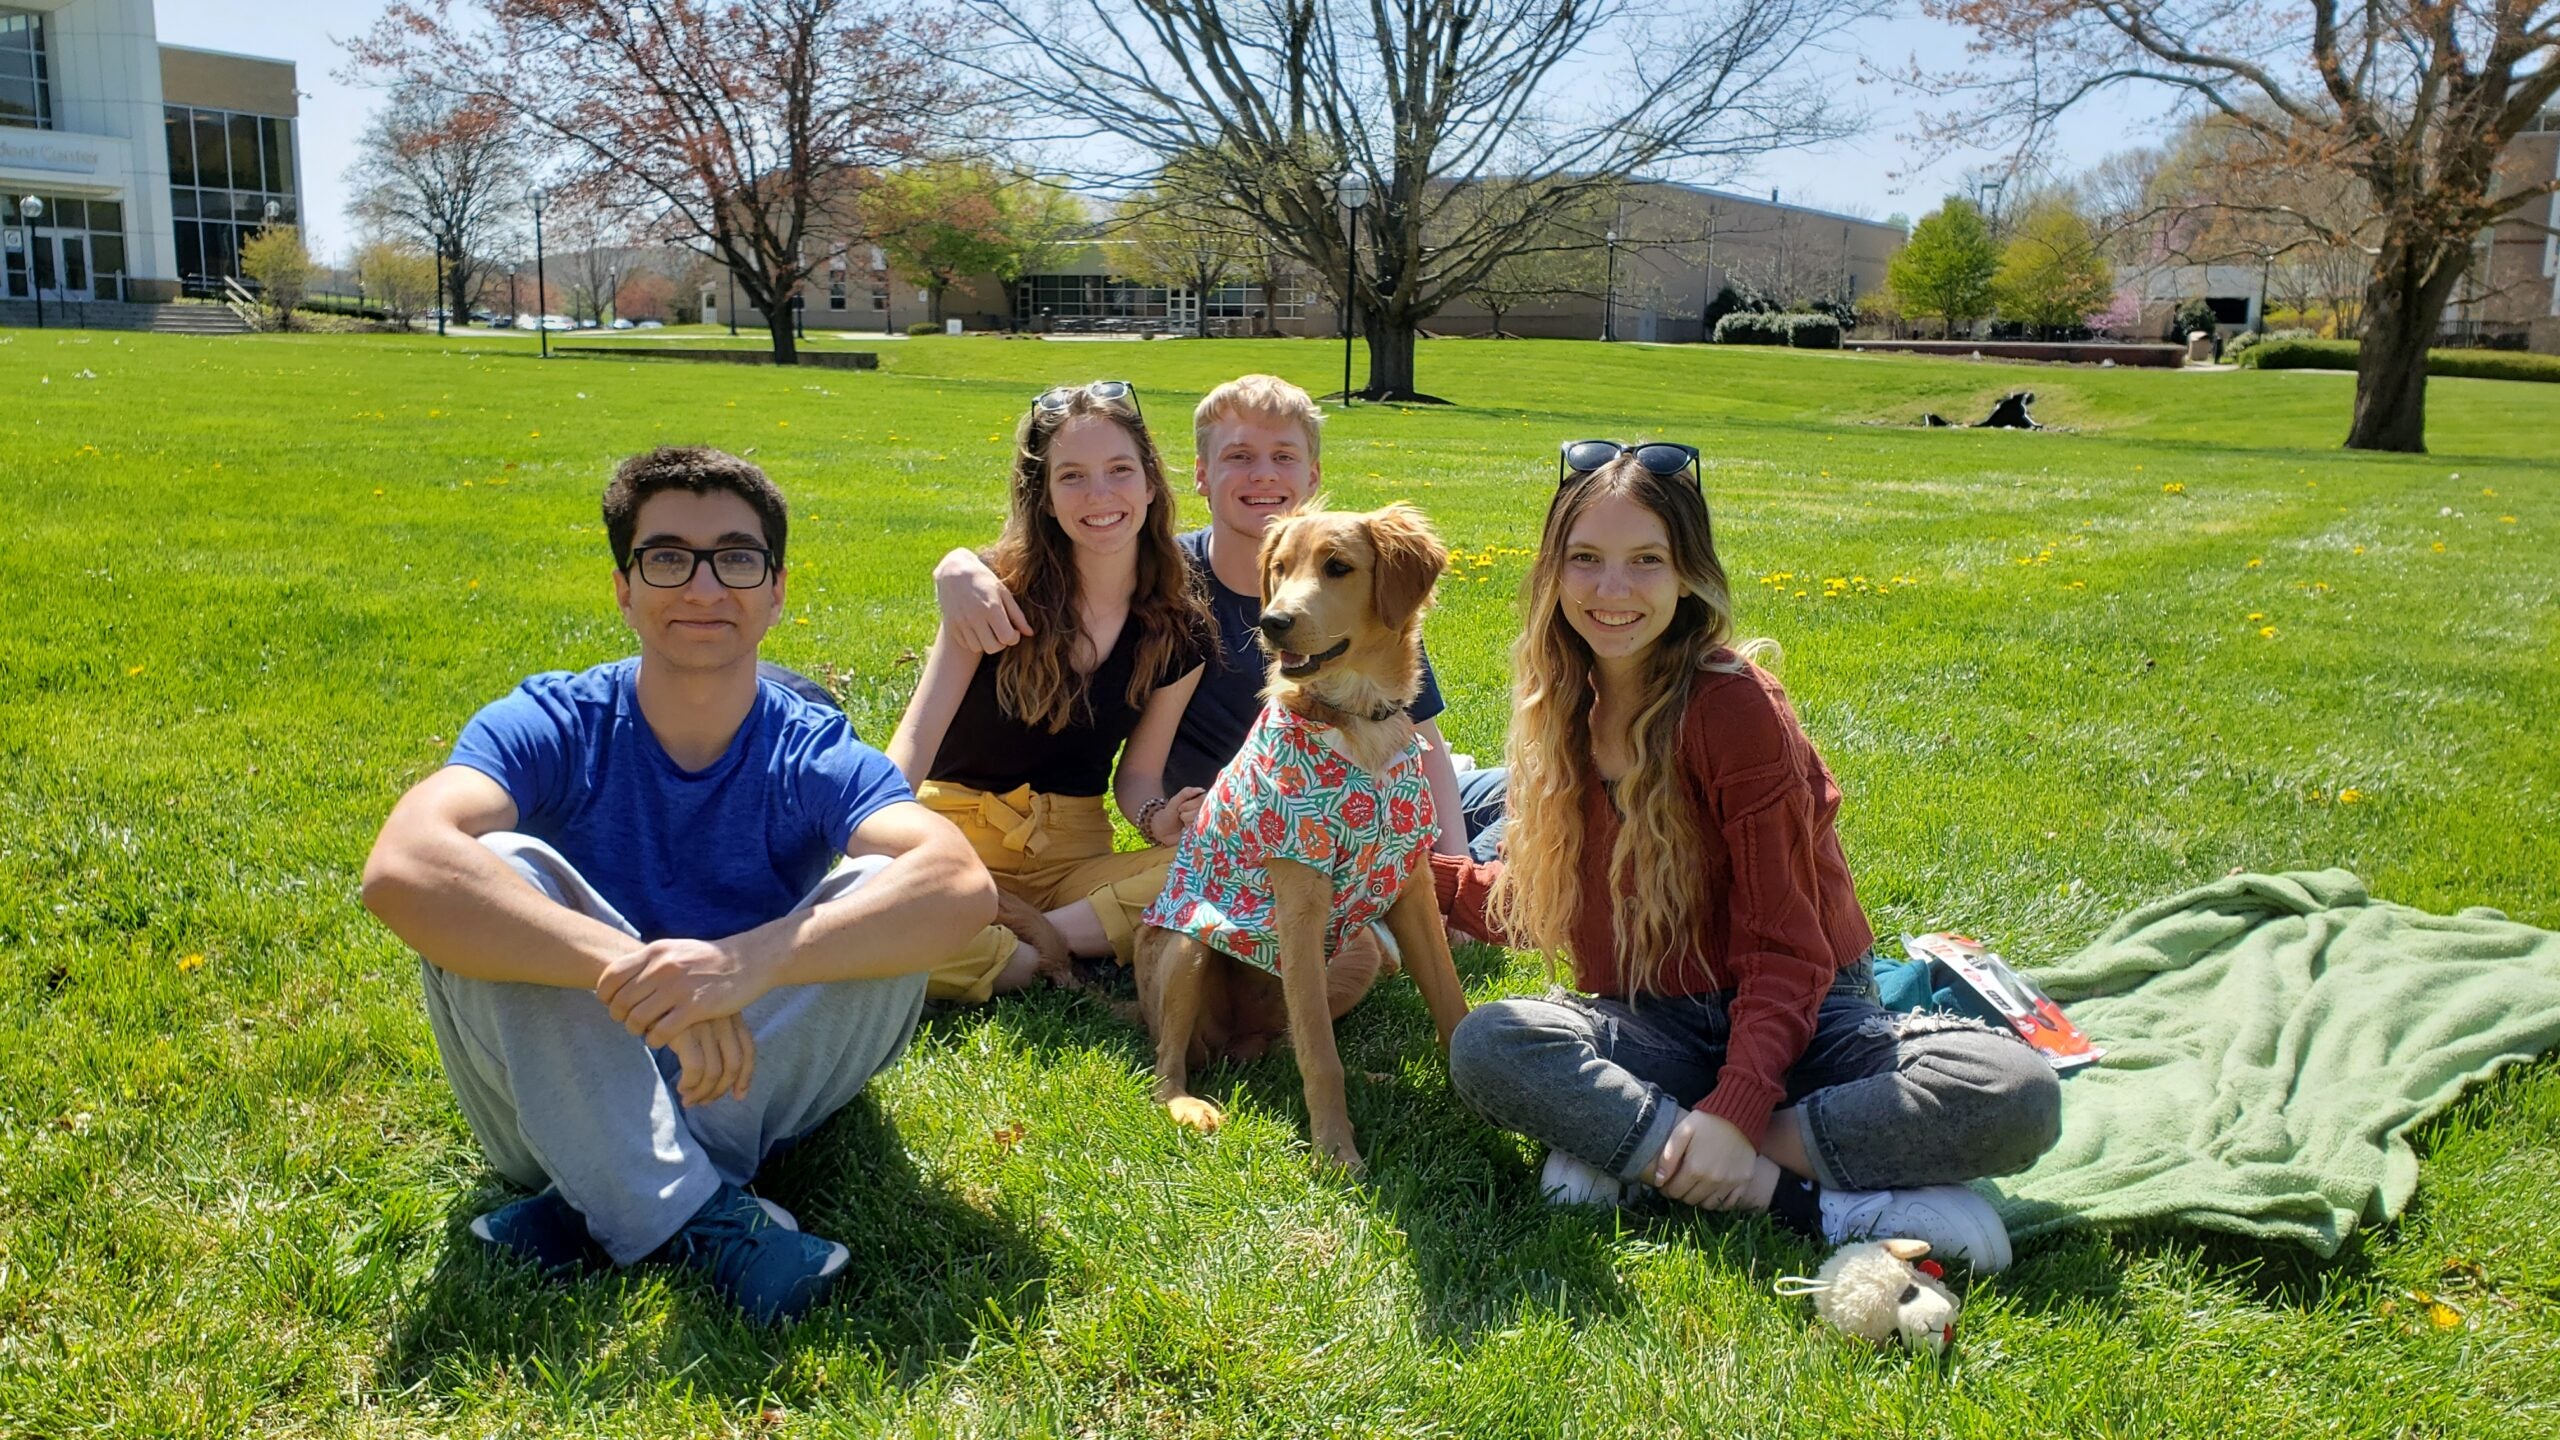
[
  {"x1": 346, "y1": 0, "x2": 977, "y2": 364},
  {"x1": 1921, "y1": 0, "x2": 2560, "y2": 451}
]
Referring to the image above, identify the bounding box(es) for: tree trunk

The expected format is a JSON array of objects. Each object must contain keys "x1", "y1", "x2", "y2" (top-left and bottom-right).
[
  {"x1": 766, "y1": 308, "x2": 799, "y2": 365},
  {"x1": 2345, "y1": 235, "x2": 2466, "y2": 453},
  {"x1": 446, "y1": 250, "x2": 472, "y2": 325},
  {"x1": 1358, "y1": 313, "x2": 1447, "y2": 402}
]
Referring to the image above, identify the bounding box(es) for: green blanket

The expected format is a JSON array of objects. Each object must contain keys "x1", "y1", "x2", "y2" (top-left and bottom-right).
[{"x1": 1980, "y1": 869, "x2": 2560, "y2": 1254}]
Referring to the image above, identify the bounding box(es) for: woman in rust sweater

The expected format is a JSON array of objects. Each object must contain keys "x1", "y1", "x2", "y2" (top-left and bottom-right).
[{"x1": 1438, "y1": 443, "x2": 2059, "y2": 1270}]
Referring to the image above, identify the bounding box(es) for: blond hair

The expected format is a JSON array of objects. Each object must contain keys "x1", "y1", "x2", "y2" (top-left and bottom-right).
[
  {"x1": 1486, "y1": 455, "x2": 1774, "y2": 998},
  {"x1": 1193, "y1": 374, "x2": 1325, "y2": 461}
]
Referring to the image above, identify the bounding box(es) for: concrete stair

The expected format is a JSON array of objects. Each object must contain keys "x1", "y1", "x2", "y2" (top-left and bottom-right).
[{"x1": 0, "y1": 298, "x2": 250, "y2": 335}]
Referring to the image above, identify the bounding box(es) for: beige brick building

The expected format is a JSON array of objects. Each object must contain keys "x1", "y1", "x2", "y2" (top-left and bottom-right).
[{"x1": 2456, "y1": 106, "x2": 2560, "y2": 354}]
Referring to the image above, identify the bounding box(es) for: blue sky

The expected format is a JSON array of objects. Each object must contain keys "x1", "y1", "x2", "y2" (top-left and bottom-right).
[{"x1": 163, "y1": 0, "x2": 2175, "y2": 255}]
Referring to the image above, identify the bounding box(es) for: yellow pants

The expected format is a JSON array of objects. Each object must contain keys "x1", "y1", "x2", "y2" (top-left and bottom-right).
[{"x1": 918, "y1": 780, "x2": 1174, "y2": 1004}]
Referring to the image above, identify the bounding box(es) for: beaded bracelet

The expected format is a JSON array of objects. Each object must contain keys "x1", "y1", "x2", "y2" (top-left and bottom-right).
[{"x1": 1135, "y1": 796, "x2": 1170, "y2": 841}]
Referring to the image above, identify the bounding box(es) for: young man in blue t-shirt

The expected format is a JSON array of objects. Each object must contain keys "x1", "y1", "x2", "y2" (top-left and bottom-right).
[{"x1": 363, "y1": 446, "x2": 995, "y2": 1323}]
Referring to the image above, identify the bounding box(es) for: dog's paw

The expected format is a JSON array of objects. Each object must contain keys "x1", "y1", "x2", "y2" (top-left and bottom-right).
[
  {"x1": 1313, "y1": 1130, "x2": 1366, "y2": 1177},
  {"x1": 1165, "y1": 1096, "x2": 1225, "y2": 1133}
]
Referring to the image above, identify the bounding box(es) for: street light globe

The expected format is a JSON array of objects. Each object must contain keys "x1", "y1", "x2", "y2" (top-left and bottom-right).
[
  {"x1": 1337, "y1": 172, "x2": 1370, "y2": 211},
  {"x1": 1605, "y1": 230, "x2": 1618, "y2": 245},
  {"x1": 17, "y1": 195, "x2": 39, "y2": 221},
  {"x1": 263, "y1": 200, "x2": 280, "y2": 222}
]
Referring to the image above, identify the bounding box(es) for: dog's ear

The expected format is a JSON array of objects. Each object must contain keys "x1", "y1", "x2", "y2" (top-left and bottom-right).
[
  {"x1": 1365, "y1": 503, "x2": 1447, "y2": 627},
  {"x1": 1258, "y1": 512, "x2": 1299, "y2": 606}
]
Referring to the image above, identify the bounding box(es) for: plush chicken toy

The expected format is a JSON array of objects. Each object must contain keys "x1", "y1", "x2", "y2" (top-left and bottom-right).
[{"x1": 1775, "y1": 1239, "x2": 1961, "y2": 1355}]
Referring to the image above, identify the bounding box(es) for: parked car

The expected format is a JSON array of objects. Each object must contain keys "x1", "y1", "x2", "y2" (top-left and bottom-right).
[
  {"x1": 635, "y1": 319, "x2": 665, "y2": 330},
  {"x1": 610, "y1": 318, "x2": 635, "y2": 330},
  {"x1": 574, "y1": 318, "x2": 599, "y2": 330},
  {"x1": 513, "y1": 314, "x2": 540, "y2": 330}
]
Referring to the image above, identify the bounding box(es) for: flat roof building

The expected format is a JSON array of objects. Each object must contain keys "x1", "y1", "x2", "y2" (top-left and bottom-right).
[{"x1": 1, "y1": 0, "x2": 298, "y2": 306}]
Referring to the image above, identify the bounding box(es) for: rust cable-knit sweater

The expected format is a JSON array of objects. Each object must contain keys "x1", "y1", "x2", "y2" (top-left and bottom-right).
[{"x1": 1432, "y1": 657, "x2": 1874, "y2": 1144}]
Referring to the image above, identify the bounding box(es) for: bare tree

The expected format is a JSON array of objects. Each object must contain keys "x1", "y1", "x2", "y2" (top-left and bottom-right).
[
  {"x1": 950, "y1": 0, "x2": 1881, "y2": 400},
  {"x1": 1116, "y1": 176, "x2": 1253, "y2": 338},
  {"x1": 1923, "y1": 0, "x2": 2560, "y2": 451},
  {"x1": 349, "y1": 0, "x2": 978, "y2": 364},
  {"x1": 343, "y1": 81, "x2": 526, "y2": 323}
]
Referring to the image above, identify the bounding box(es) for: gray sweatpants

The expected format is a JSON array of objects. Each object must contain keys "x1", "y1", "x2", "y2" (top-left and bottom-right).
[
  {"x1": 418, "y1": 832, "x2": 928, "y2": 1264},
  {"x1": 1448, "y1": 960, "x2": 2062, "y2": 1192}
]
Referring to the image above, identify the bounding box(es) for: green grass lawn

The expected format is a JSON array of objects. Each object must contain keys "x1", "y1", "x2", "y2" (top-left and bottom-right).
[{"x1": 3, "y1": 329, "x2": 2555, "y2": 1437}]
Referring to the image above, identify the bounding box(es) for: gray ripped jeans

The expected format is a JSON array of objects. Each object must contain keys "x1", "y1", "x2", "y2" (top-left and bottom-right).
[{"x1": 1448, "y1": 960, "x2": 2062, "y2": 1191}]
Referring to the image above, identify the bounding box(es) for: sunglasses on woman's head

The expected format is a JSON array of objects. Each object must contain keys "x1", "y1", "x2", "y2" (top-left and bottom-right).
[
  {"x1": 1558, "y1": 439, "x2": 1702, "y2": 487},
  {"x1": 1035, "y1": 379, "x2": 1143, "y2": 422}
]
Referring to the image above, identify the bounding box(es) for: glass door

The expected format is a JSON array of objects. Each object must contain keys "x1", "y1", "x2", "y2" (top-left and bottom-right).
[{"x1": 34, "y1": 230, "x2": 90, "y2": 302}]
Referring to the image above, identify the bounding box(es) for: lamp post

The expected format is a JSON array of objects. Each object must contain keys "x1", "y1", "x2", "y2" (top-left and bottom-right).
[
  {"x1": 1603, "y1": 229, "x2": 1619, "y2": 343},
  {"x1": 606, "y1": 267, "x2": 618, "y2": 328},
  {"x1": 434, "y1": 240, "x2": 447, "y2": 336},
  {"x1": 726, "y1": 264, "x2": 738, "y2": 337},
  {"x1": 18, "y1": 195, "x2": 43, "y2": 330},
  {"x1": 531, "y1": 189, "x2": 549, "y2": 359},
  {"x1": 1335, "y1": 171, "x2": 1369, "y2": 405}
]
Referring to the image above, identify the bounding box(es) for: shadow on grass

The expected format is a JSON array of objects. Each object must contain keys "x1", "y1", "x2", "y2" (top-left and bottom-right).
[{"x1": 384, "y1": 1095, "x2": 1050, "y2": 1405}]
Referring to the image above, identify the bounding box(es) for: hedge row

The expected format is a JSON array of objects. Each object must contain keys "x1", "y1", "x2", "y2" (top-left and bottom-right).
[
  {"x1": 1712, "y1": 312, "x2": 1841, "y2": 349},
  {"x1": 2238, "y1": 337, "x2": 2560, "y2": 384}
]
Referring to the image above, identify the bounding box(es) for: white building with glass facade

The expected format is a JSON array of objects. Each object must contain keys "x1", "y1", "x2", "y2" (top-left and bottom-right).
[{"x1": 0, "y1": 0, "x2": 296, "y2": 306}]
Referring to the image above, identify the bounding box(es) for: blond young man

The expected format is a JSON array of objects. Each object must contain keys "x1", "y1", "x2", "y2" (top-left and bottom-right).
[{"x1": 933, "y1": 375, "x2": 1473, "y2": 861}]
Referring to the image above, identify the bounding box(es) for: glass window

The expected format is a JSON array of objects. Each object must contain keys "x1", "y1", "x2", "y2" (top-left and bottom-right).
[
  {"x1": 234, "y1": 191, "x2": 268, "y2": 224},
  {"x1": 0, "y1": 73, "x2": 34, "y2": 127},
  {"x1": 198, "y1": 187, "x2": 230, "y2": 221},
  {"x1": 49, "y1": 196, "x2": 81, "y2": 230},
  {"x1": 91, "y1": 234, "x2": 123, "y2": 276},
  {"x1": 172, "y1": 189, "x2": 197, "y2": 218},
  {"x1": 229, "y1": 113, "x2": 262, "y2": 194},
  {"x1": 174, "y1": 220, "x2": 201, "y2": 280},
  {"x1": 261, "y1": 117, "x2": 290, "y2": 199},
  {"x1": 193, "y1": 111, "x2": 228, "y2": 188},
  {"x1": 165, "y1": 108, "x2": 196, "y2": 185},
  {"x1": 204, "y1": 222, "x2": 236, "y2": 280},
  {"x1": 0, "y1": 49, "x2": 33, "y2": 82},
  {"x1": 89, "y1": 198, "x2": 118, "y2": 233}
]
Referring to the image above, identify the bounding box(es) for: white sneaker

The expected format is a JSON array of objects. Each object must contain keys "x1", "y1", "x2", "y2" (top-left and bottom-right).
[
  {"x1": 1539, "y1": 1148, "x2": 1626, "y2": 1207},
  {"x1": 1818, "y1": 1184, "x2": 2014, "y2": 1273}
]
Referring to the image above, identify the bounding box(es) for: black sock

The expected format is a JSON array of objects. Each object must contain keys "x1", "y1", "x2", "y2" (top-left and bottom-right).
[{"x1": 1768, "y1": 1173, "x2": 1824, "y2": 1239}]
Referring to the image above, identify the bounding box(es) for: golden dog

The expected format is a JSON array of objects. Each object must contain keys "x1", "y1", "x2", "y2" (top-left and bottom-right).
[{"x1": 1132, "y1": 503, "x2": 1471, "y2": 1173}]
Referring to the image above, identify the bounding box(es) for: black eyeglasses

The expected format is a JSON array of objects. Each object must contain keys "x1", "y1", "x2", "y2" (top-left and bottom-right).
[
  {"x1": 1035, "y1": 379, "x2": 1143, "y2": 422},
  {"x1": 626, "y1": 545, "x2": 776, "y2": 589},
  {"x1": 1558, "y1": 440, "x2": 1702, "y2": 487}
]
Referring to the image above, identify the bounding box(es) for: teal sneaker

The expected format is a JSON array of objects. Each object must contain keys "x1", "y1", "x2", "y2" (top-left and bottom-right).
[
  {"x1": 651, "y1": 1184, "x2": 849, "y2": 1322},
  {"x1": 469, "y1": 1187, "x2": 606, "y2": 1274}
]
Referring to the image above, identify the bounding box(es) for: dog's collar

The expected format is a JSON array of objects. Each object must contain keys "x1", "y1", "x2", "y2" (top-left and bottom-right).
[{"x1": 1300, "y1": 694, "x2": 1404, "y2": 725}]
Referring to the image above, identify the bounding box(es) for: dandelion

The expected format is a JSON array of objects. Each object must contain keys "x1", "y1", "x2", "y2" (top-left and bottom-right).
[
  {"x1": 2162, "y1": 482, "x2": 2185, "y2": 494},
  {"x1": 778, "y1": 420, "x2": 789, "y2": 428},
  {"x1": 126, "y1": 664, "x2": 145, "y2": 677},
  {"x1": 373, "y1": 488, "x2": 384, "y2": 497},
  {"x1": 530, "y1": 430, "x2": 541, "y2": 438},
  {"x1": 2260, "y1": 625, "x2": 2278, "y2": 639},
  {"x1": 2352, "y1": 545, "x2": 2365, "y2": 555},
  {"x1": 795, "y1": 616, "x2": 810, "y2": 625},
  {"x1": 177, "y1": 953, "x2": 206, "y2": 973},
  {"x1": 2339, "y1": 788, "x2": 2366, "y2": 804},
  {"x1": 468, "y1": 579, "x2": 481, "y2": 589},
  {"x1": 2482, "y1": 488, "x2": 2495, "y2": 497},
  {"x1": 2247, "y1": 612, "x2": 2264, "y2": 621},
  {"x1": 2246, "y1": 557, "x2": 2262, "y2": 568},
  {"x1": 2432, "y1": 541, "x2": 2446, "y2": 553},
  {"x1": 2501, "y1": 516, "x2": 2518, "y2": 524}
]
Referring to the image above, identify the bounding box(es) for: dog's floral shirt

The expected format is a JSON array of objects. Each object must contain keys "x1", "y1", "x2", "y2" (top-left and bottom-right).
[{"x1": 1142, "y1": 701, "x2": 1435, "y2": 975}]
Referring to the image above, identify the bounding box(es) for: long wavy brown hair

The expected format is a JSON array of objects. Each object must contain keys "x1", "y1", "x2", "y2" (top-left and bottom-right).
[
  {"x1": 1486, "y1": 455, "x2": 1774, "y2": 998},
  {"x1": 988, "y1": 385, "x2": 1207, "y2": 732}
]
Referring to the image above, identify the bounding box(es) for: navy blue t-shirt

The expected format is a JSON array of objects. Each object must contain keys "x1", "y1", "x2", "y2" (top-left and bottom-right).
[
  {"x1": 448, "y1": 658, "x2": 914, "y2": 942},
  {"x1": 1165, "y1": 527, "x2": 1446, "y2": 794}
]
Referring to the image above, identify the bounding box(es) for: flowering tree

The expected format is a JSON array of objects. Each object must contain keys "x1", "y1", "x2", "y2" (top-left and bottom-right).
[
  {"x1": 1923, "y1": 0, "x2": 2560, "y2": 451},
  {"x1": 348, "y1": 0, "x2": 977, "y2": 364},
  {"x1": 343, "y1": 82, "x2": 525, "y2": 325}
]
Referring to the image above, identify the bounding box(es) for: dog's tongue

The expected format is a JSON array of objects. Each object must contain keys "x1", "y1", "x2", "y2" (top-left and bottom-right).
[{"x1": 1279, "y1": 650, "x2": 1306, "y2": 667}]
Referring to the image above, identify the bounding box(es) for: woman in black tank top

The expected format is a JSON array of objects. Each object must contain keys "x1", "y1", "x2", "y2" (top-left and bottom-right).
[{"x1": 886, "y1": 382, "x2": 1212, "y2": 1002}]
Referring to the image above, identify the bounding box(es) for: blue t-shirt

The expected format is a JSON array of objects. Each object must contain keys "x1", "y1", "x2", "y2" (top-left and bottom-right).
[
  {"x1": 448, "y1": 658, "x2": 914, "y2": 942},
  {"x1": 1165, "y1": 527, "x2": 1447, "y2": 794}
]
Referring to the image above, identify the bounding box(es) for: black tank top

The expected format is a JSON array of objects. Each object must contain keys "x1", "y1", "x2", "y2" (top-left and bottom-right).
[{"x1": 927, "y1": 617, "x2": 1207, "y2": 797}]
